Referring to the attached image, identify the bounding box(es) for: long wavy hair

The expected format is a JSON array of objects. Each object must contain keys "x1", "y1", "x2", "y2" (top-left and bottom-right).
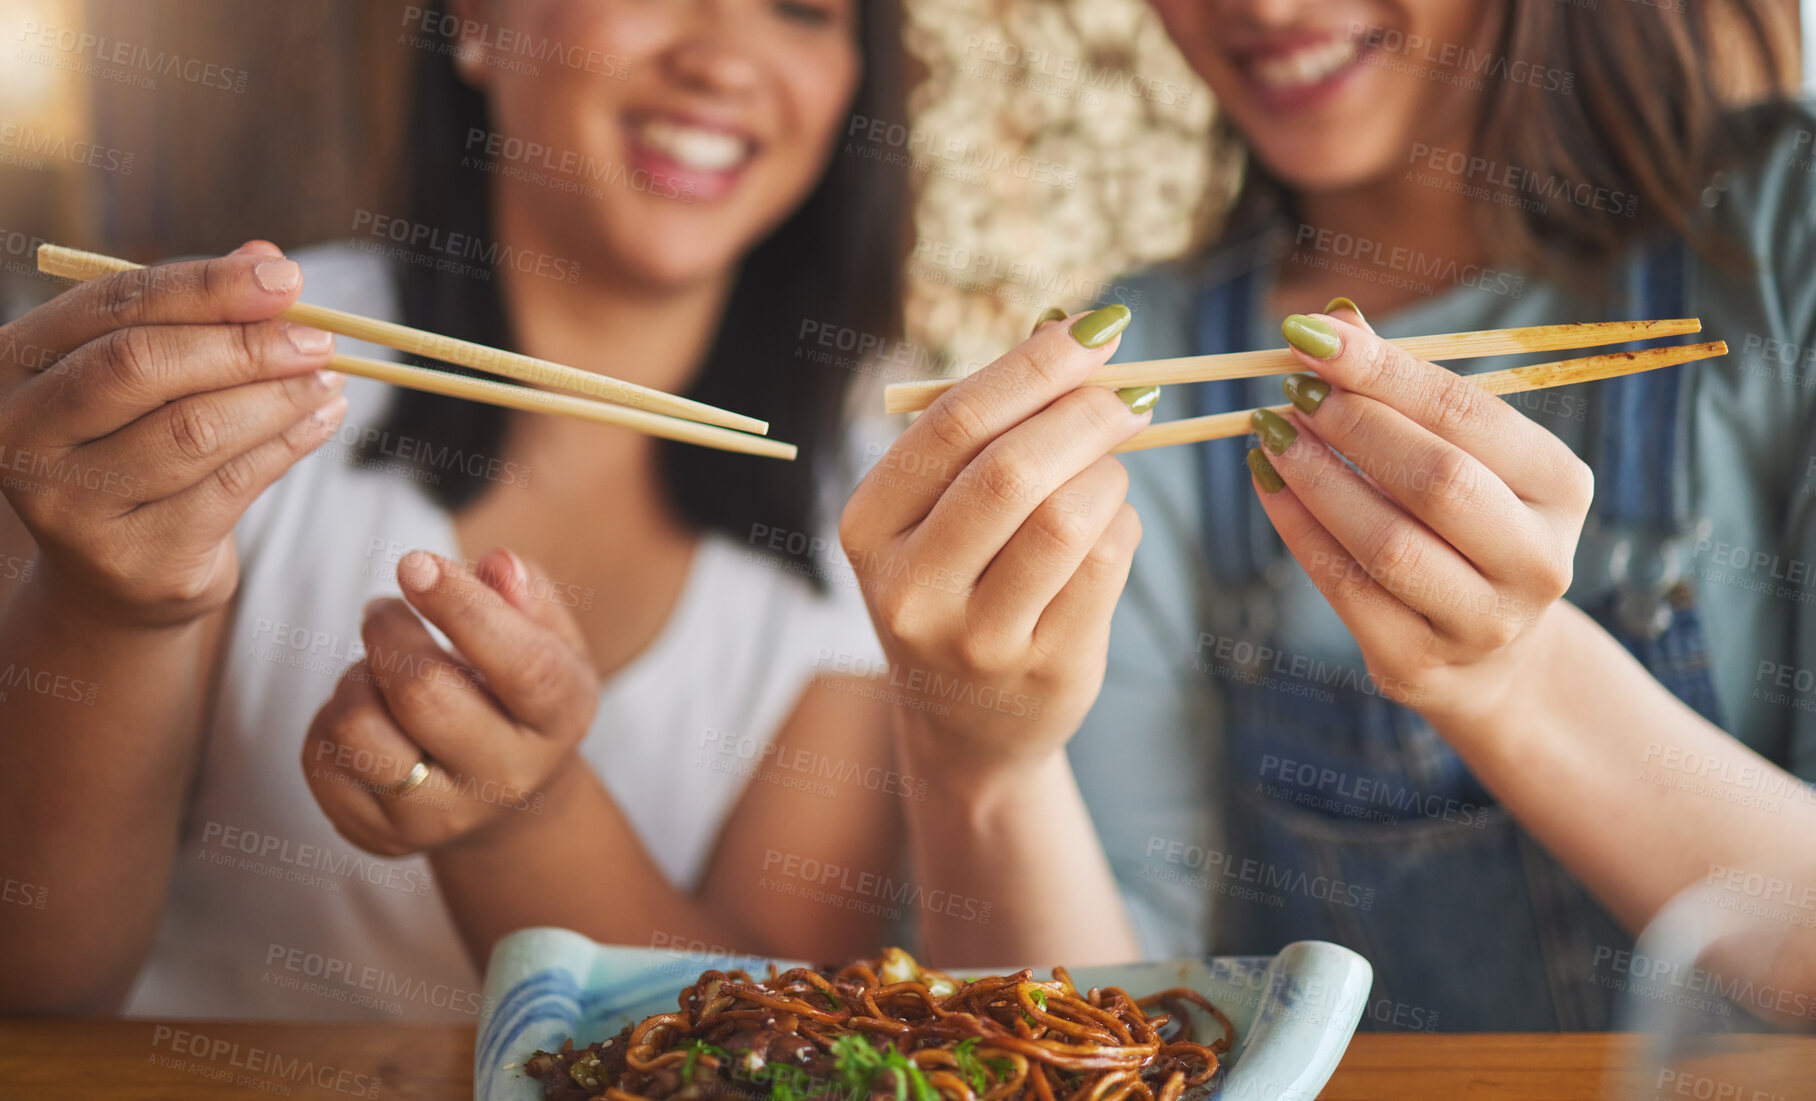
[{"x1": 365, "y1": 0, "x2": 909, "y2": 581}]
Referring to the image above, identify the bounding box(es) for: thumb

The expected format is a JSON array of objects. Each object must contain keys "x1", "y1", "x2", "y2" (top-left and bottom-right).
[
  {"x1": 1321, "y1": 295, "x2": 1372, "y2": 334},
  {"x1": 474, "y1": 547, "x2": 593, "y2": 659},
  {"x1": 232, "y1": 239, "x2": 286, "y2": 259}
]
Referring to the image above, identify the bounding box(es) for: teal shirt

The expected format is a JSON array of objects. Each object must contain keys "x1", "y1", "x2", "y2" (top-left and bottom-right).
[{"x1": 1074, "y1": 103, "x2": 1816, "y2": 957}]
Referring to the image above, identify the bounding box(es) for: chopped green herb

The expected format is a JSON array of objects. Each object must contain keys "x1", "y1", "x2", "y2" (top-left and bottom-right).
[
  {"x1": 767, "y1": 1062, "x2": 813, "y2": 1101},
  {"x1": 680, "y1": 1039, "x2": 731, "y2": 1084},
  {"x1": 828, "y1": 1034, "x2": 935, "y2": 1101},
  {"x1": 1029, "y1": 988, "x2": 1049, "y2": 1011},
  {"x1": 952, "y1": 1038, "x2": 990, "y2": 1095}
]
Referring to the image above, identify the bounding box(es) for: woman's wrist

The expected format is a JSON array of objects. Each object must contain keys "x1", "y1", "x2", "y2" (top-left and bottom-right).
[
  {"x1": 1421, "y1": 600, "x2": 1585, "y2": 770},
  {"x1": 434, "y1": 752, "x2": 590, "y2": 859},
  {"x1": 892, "y1": 709, "x2": 1076, "y2": 822}
]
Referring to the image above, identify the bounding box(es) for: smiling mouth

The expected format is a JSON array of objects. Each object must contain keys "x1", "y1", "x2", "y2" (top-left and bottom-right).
[
  {"x1": 1239, "y1": 35, "x2": 1372, "y2": 102},
  {"x1": 627, "y1": 115, "x2": 754, "y2": 173}
]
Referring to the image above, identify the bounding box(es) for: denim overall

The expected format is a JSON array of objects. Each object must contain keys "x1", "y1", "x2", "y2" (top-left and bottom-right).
[{"x1": 1193, "y1": 241, "x2": 1722, "y2": 1031}]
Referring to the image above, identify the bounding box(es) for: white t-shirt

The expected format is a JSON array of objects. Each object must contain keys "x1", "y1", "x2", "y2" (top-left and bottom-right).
[{"x1": 121, "y1": 245, "x2": 886, "y2": 1019}]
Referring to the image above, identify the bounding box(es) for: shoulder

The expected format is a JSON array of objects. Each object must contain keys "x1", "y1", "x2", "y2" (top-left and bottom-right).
[
  {"x1": 1688, "y1": 100, "x2": 1816, "y2": 414},
  {"x1": 1703, "y1": 100, "x2": 1816, "y2": 294}
]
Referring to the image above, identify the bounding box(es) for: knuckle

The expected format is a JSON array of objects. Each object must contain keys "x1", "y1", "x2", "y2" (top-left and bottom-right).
[
  {"x1": 1084, "y1": 515, "x2": 1137, "y2": 572},
  {"x1": 1326, "y1": 390, "x2": 1373, "y2": 447},
  {"x1": 211, "y1": 450, "x2": 259, "y2": 502},
  {"x1": 514, "y1": 641, "x2": 578, "y2": 705},
  {"x1": 1000, "y1": 342, "x2": 1071, "y2": 391},
  {"x1": 971, "y1": 448, "x2": 1043, "y2": 512},
  {"x1": 1061, "y1": 386, "x2": 1123, "y2": 439},
  {"x1": 1030, "y1": 498, "x2": 1094, "y2": 556},
  {"x1": 873, "y1": 582, "x2": 919, "y2": 638},
  {"x1": 1367, "y1": 523, "x2": 1426, "y2": 582},
  {"x1": 97, "y1": 268, "x2": 154, "y2": 327},
  {"x1": 1481, "y1": 611, "x2": 1521, "y2": 650},
  {"x1": 1352, "y1": 333, "x2": 1396, "y2": 387},
  {"x1": 837, "y1": 505, "x2": 868, "y2": 561},
  {"x1": 160, "y1": 566, "x2": 221, "y2": 608},
  {"x1": 104, "y1": 326, "x2": 163, "y2": 396},
  {"x1": 1420, "y1": 445, "x2": 1478, "y2": 508},
  {"x1": 1561, "y1": 455, "x2": 1595, "y2": 510},
  {"x1": 1533, "y1": 546, "x2": 1574, "y2": 599},
  {"x1": 951, "y1": 628, "x2": 1007, "y2": 674},
  {"x1": 167, "y1": 399, "x2": 224, "y2": 464},
  {"x1": 924, "y1": 390, "x2": 994, "y2": 456},
  {"x1": 1423, "y1": 376, "x2": 1483, "y2": 438}
]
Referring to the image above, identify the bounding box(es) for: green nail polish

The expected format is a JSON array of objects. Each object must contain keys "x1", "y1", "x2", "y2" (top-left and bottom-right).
[
  {"x1": 1247, "y1": 448, "x2": 1285, "y2": 494},
  {"x1": 1117, "y1": 385, "x2": 1160, "y2": 414},
  {"x1": 1031, "y1": 306, "x2": 1068, "y2": 335},
  {"x1": 1323, "y1": 296, "x2": 1366, "y2": 326},
  {"x1": 1251, "y1": 407, "x2": 1297, "y2": 455},
  {"x1": 1070, "y1": 304, "x2": 1131, "y2": 348},
  {"x1": 1282, "y1": 313, "x2": 1342, "y2": 359},
  {"x1": 1283, "y1": 373, "x2": 1330, "y2": 416}
]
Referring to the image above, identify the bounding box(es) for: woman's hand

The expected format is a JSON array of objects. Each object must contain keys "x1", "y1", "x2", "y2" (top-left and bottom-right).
[
  {"x1": 0, "y1": 241, "x2": 346, "y2": 629},
  {"x1": 839, "y1": 305, "x2": 1155, "y2": 787},
  {"x1": 302, "y1": 548, "x2": 600, "y2": 857},
  {"x1": 1245, "y1": 299, "x2": 1595, "y2": 731}
]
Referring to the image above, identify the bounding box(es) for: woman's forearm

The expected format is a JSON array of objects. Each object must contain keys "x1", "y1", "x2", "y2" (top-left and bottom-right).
[
  {"x1": 0, "y1": 581, "x2": 217, "y2": 1011},
  {"x1": 428, "y1": 761, "x2": 756, "y2": 969},
  {"x1": 1446, "y1": 600, "x2": 1816, "y2": 998},
  {"x1": 895, "y1": 718, "x2": 1139, "y2": 969}
]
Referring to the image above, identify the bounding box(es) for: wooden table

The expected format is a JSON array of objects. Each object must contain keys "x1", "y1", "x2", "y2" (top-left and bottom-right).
[{"x1": 1, "y1": 1021, "x2": 1812, "y2": 1100}]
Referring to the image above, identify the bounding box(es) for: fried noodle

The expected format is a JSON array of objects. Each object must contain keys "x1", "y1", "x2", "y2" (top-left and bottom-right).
[{"x1": 525, "y1": 950, "x2": 1231, "y2": 1101}]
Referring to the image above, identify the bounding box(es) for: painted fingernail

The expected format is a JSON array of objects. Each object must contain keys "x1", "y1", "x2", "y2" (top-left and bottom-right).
[
  {"x1": 1283, "y1": 373, "x2": 1330, "y2": 415},
  {"x1": 282, "y1": 322, "x2": 333, "y2": 355},
  {"x1": 253, "y1": 258, "x2": 301, "y2": 294},
  {"x1": 1247, "y1": 448, "x2": 1285, "y2": 494},
  {"x1": 1251, "y1": 407, "x2": 1297, "y2": 455},
  {"x1": 1070, "y1": 304, "x2": 1131, "y2": 348},
  {"x1": 1118, "y1": 385, "x2": 1161, "y2": 414},
  {"x1": 1282, "y1": 314, "x2": 1341, "y2": 359},
  {"x1": 398, "y1": 550, "x2": 440, "y2": 592},
  {"x1": 1323, "y1": 296, "x2": 1366, "y2": 326},
  {"x1": 1031, "y1": 306, "x2": 1068, "y2": 336}
]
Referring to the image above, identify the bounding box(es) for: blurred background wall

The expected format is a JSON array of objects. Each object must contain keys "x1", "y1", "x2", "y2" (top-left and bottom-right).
[{"x1": 0, "y1": 0, "x2": 1227, "y2": 377}]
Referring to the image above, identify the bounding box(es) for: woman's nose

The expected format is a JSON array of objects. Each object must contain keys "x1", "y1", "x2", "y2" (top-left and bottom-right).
[{"x1": 662, "y1": 8, "x2": 764, "y2": 96}]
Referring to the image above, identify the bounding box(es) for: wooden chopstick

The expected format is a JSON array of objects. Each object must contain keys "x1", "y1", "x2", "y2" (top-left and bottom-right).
[
  {"x1": 330, "y1": 353, "x2": 796, "y2": 460},
  {"x1": 1112, "y1": 339, "x2": 1727, "y2": 454},
  {"x1": 37, "y1": 244, "x2": 769, "y2": 436},
  {"x1": 882, "y1": 318, "x2": 1704, "y2": 415}
]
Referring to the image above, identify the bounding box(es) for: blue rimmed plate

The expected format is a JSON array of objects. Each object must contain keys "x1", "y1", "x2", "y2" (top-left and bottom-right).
[{"x1": 475, "y1": 930, "x2": 1371, "y2": 1101}]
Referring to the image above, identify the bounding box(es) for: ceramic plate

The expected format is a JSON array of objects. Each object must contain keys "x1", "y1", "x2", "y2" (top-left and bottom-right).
[{"x1": 475, "y1": 930, "x2": 1371, "y2": 1101}]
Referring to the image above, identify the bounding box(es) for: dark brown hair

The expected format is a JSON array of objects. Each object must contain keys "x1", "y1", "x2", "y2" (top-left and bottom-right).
[
  {"x1": 1226, "y1": 0, "x2": 1800, "y2": 275},
  {"x1": 367, "y1": 0, "x2": 909, "y2": 581}
]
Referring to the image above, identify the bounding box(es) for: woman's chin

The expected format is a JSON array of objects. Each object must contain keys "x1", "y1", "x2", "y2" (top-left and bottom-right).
[
  {"x1": 1252, "y1": 145, "x2": 1401, "y2": 199},
  {"x1": 608, "y1": 245, "x2": 742, "y2": 295}
]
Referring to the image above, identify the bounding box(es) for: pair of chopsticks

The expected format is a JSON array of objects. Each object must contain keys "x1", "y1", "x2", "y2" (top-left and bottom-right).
[
  {"x1": 882, "y1": 319, "x2": 1727, "y2": 454},
  {"x1": 35, "y1": 245, "x2": 794, "y2": 460}
]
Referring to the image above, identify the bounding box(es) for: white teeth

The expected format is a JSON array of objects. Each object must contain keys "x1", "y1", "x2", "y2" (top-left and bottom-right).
[
  {"x1": 636, "y1": 118, "x2": 749, "y2": 171},
  {"x1": 1252, "y1": 38, "x2": 1359, "y2": 90}
]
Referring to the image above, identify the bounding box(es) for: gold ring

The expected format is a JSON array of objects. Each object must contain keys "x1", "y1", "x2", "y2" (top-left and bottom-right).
[{"x1": 385, "y1": 758, "x2": 432, "y2": 800}]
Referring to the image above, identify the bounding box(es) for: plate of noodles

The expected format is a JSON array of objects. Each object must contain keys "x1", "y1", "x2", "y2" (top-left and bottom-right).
[{"x1": 474, "y1": 931, "x2": 1371, "y2": 1101}]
